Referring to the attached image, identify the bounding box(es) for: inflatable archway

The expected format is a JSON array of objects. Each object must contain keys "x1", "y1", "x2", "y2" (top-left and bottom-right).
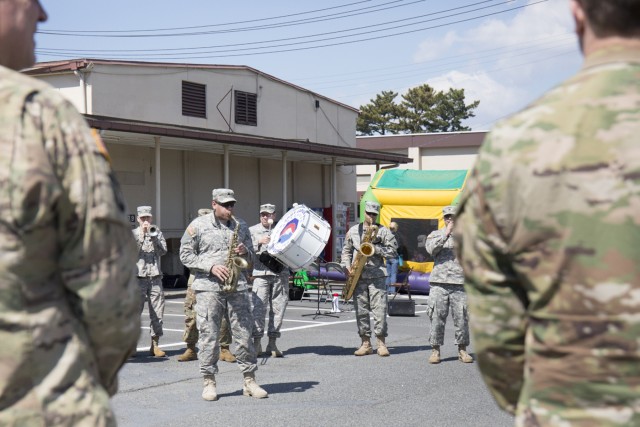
[{"x1": 360, "y1": 169, "x2": 469, "y2": 273}]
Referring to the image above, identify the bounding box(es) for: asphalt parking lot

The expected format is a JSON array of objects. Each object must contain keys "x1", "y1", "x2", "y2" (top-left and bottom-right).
[{"x1": 112, "y1": 290, "x2": 514, "y2": 427}]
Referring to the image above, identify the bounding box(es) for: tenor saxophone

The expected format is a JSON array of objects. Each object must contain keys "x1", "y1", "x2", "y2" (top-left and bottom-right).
[
  {"x1": 222, "y1": 216, "x2": 250, "y2": 292},
  {"x1": 342, "y1": 224, "x2": 378, "y2": 301}
]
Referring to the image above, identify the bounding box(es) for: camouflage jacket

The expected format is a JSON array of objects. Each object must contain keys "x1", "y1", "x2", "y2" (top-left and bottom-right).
[
  {"x1": 0, "y1": 66, "x2": 140, "y2": 423},
  {"x1": 180, "y1": 213, "x2": 255, "y2": 292},
  {"x1": 133, "y1": 226, "x2": 167, "y2": 277},
  {"x1": 341, "y1": 223, "x2": 397, "y2": 279},
  {"x1": 454, "y1": 45, "x2": 640, "y2": 426},
  {"x1": 425, "y1": 228, "x2": 464, "y2": 285}
]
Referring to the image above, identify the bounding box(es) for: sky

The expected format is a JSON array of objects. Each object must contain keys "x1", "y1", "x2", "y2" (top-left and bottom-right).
[{"x1": 34, "y1": 0, "x2": 582, "y2": 131}]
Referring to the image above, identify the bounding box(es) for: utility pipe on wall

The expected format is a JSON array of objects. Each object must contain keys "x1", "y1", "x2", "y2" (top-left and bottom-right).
[{"x1": 154, "y1": 137, "x2": 161, "y2": 227}]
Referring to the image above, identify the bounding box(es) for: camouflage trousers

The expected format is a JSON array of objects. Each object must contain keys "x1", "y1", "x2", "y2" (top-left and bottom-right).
[
  {"x1": 251, "y1": 274, "x2": 289, "y2": 338},
  {"x1": 183, "y1": 282, "x2": 232, "y2": 346},
  {"x1": 426, "y1": 282, "x2": 470, "y2": 346},
  {"x1": 195, "y1": 290, "x2": 257, "y2": 376},
  {"x1": 353, "y1": 276, "x2": 388, "y2": 338},
  {"x1": 137, "y1": 276, "x2": 164, "y2": 337}
]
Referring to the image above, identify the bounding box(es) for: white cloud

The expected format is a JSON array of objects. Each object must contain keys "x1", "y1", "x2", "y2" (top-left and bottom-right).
[
  {"x1": 409, "y1": 0, "x2": 581, "y2": 128},
  {"x1": 425, "y1": 70, "x2": 524, "y2": 129}
]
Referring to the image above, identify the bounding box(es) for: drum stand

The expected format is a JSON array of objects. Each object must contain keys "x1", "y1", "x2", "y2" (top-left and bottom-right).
[{"x1": 302, "y1": 260, "x2": 339, "y2": 319}]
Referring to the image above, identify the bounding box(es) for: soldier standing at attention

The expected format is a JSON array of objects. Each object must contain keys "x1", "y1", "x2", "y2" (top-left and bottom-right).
[
  {"x1": 454, "y1": 1, "x2": 640, "y2": 425},
  {"x1": 0, "y1": 1, "x2": 141, "y2": 425},
  {"x1": 341, "y1": 201, "x2": 397, "y2": 357},
  {"x1": 133, "y1": 205, "x2": 168, "y2": 357},
  {"x1": 250, "y1": 203, "x2": 290, "y2": 357},
  {"x1": 180, "y1": 189, "x2": 268, "y2": 401},
  {"x1": 425, "y1": 205, "x2": 473, "y2": 364},
  {"x1": 177, "y1": 208, "x2": 236, "y2": 363}
]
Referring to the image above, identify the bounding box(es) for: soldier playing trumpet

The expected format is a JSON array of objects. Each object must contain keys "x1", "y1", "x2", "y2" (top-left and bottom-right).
[
  {"x1": 134, "y1": 205, "x2": 168, "y2": 357},
  {"x1": 341, "y1": 201, "x2": 397, "y2": 357}
]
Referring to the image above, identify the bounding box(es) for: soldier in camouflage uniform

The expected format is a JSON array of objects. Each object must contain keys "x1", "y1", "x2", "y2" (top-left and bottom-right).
[
  {"x1": 250, "y1": 203, "x2": 290, "y2": 357},
  {"x1": 180, "y1": 189, "x2": 268, "y2": 401},
  {"x1": 0, "y1": 2, "x2": 141, "y2": 425},
  {"x1": 177, "y1": 208, "x2": 236, "y2": 363},
  {"x1": 133, "y1": 205, "x2": 168, "y2": 357},
  {"x1": 454, "y1": 1, "x2": 640, "y2": 425},
  {"x1": 341, "y1": 201, "x2": 397, "y2": 357},
  {"x1": 425, "y1": 205, "x2": 473, "y2": 364}
]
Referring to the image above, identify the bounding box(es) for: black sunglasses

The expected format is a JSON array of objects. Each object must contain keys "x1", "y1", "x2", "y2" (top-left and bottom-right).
[
  {"x1": 219, "y1": 201, "x2": 236, "y2": 209},
  {"x1": 444, "y1": 214, "x2": 454, "y2": 220}
]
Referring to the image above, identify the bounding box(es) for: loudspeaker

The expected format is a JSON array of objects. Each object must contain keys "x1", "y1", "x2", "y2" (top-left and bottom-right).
[{"x1": 388, "y1": 299, "x2": 415, "y2": 316}]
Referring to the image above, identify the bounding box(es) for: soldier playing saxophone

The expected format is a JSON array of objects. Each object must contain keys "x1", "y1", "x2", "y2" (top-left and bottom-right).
[
  {"x1": 180, "y1": 188, "x2": 268, "y2": 401},
  {"x1": 341, "y1": 201, "x2": 397, "y2": 357}
]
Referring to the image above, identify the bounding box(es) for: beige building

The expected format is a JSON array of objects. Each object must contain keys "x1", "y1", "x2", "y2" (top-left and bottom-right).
[
  {"x1": 25, "y1": 59, "x2": 410, "y2": 272},
  {"x1": 355, "y1": 131, "x2": 486, "y2": 197}
]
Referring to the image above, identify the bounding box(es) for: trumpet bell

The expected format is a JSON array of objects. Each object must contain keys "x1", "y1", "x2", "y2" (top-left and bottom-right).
[{"x1": 149, "y1": 225, "x2": 158, "y2": 237}]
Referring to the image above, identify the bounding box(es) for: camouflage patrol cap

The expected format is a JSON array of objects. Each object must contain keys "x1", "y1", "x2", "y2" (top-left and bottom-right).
[
  {"x1": 443, "y1": 205, "x2": 457, "y2": 216},
  {"x1": 137, "y1": 206, "x2": 152, "y2": 217},
  {"x1": 260, "y1": 203, "x2": 276, "y2": 213},
  {"x1": 212, "y1": 188, "x2": 236, "y2": 203},
  {"x1": 198, "y1": 208, "x2": 213, "y2": 217},
  {"x1": 365, "y1": 201, "x2": 380, "y2": 214}
]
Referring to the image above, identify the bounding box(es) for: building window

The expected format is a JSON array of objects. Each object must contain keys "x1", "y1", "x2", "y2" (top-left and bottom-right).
[
  {"x1": 235, "y1": 91, "x2": 257, "y2": 126},
  {"x1": 182, "y1": 81, "x2": 206, "y2": 118}
]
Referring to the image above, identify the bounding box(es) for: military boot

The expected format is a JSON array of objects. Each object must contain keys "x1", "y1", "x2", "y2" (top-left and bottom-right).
[
  {"x1": 242, "y1": 372, "x2": 268, "y2": 399},
  {"x1": 458, "y1": 345, "x2": 474, "y2": 363},
  {"x1": 253, "y1": 337, "x2": 263, "y2": 357},
  {"x1": 202, "y1": 375, "x2": 218, "y2": 401},
  {"x1": 220, "y1": 345, "x2": 236, "y2": 363},
  {"x1": 266, "y1": 337, "x2": 283, "y2": 358},
  {"x1": 376, "y1": 336, "x2": 390, "y2": 357},
  {"x1": 150, "y1": 336, "x2": 166, "y2": 357},
  {"x1": 354, "y1": 337, "x2": 373, "y2": 356},
  {"x1": 177, "y1": 343, "x2": 197, "y2": 362},
  {"x1": 429, "y1": 346, "x2": 441, "y2": 364}
]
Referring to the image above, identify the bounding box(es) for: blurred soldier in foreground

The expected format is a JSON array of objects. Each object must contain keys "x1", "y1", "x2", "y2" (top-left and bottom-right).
[
  {"x1": 0, "y1": 1, "x2": 140, "y2": 424},
  {"x1": 180, "y1": 189, "x2": 268, "y2": 401},
  {"x1": 178, "y1": 208, "x2": 236, "y2": 363},
  {"x1": 250, "y1": 203, "x2": 290, "y2": 357},
  {"x1": 425, "y1": 206, "x2": 473, "y2": 364},
  {"x1": 454, "y1": 1, "x2": 640, "y2": 425},
  {"x1": 133, "y1": 205, "x2": 168, "y2": 357},
  {"x1": 341, "y1": 201, "x2": 397, "y2": 357}
]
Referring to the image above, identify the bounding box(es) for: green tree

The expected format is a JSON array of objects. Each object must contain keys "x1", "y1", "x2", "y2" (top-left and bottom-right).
[
  {"x1": 357, "y1": 84, "x2": 480, "y2": 135},
  {"x1": 356, "y1": 90, "x2": 401, "y2": 135},
  {"x1": 398, "y1": 85, "x2": 480, "y2": 133}
]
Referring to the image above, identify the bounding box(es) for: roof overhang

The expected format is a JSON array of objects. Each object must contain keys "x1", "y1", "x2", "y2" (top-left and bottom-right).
[{"x1": 86, "y1": 115, "x2": 411, "y2": 166}]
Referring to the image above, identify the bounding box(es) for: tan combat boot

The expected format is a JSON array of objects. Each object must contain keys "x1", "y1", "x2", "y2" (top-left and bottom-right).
[
  {"x1": 253, "y1": 337, "x2": 263, "y2": 357},
  {"x1": 458, "y1": 345, "x2": 474, "y2": 363},
  {"x1": 220, "y1": 345, "x2": 236, "y2": 363},
  {"x1": 202, "y1": 375, "x2": 218, "y2": 401},
  {"x1": 177, "y1": 343, "x2": 197, "y2": 362},
  {"x1": 354, "y1": 337, "x2": 373, "y2": 356},
  {"x1": 429, "y1": 346, "x2": 441, "y2": 364},
  {"x1": 376, "y1": 336, "x2": 390, "y2": 357},
  {"x1": 242, "y1": 372, "x2": 268, "y2": 399},
  {"x1": 150, "y1": 336, "x2": 166, "y2": 357},
  {"x1": 266, "y1": 337, "x2": 283, "y2": 358}
]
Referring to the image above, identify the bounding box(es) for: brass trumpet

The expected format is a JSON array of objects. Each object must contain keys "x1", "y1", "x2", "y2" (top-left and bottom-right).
[{"x1": 149, "y1": 225, "x2": 158, "y2": 237}]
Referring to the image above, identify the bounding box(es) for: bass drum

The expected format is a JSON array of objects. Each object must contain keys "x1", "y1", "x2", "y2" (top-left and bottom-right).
[{"x1": 267, "y1": 204, "x2": 331, "y2": 271}]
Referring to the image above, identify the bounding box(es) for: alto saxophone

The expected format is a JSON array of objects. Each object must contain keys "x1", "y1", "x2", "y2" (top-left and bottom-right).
[
  {"x1": 222, "y1": 216, "x2": 250, "y2": 292},
  {"x1": 342, "y1": 224, "x2": 378, "y2": 301}
]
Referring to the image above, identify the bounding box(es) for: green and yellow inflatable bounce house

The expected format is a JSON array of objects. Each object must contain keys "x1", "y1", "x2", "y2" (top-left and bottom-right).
[{"x1": 360, "y1": 169, "x2": 469, "y2": 275}]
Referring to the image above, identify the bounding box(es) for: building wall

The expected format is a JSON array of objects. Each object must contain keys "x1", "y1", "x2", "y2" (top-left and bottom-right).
[{"x1": 80, "y1": 64, "x2": 357, "y2": 147}]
